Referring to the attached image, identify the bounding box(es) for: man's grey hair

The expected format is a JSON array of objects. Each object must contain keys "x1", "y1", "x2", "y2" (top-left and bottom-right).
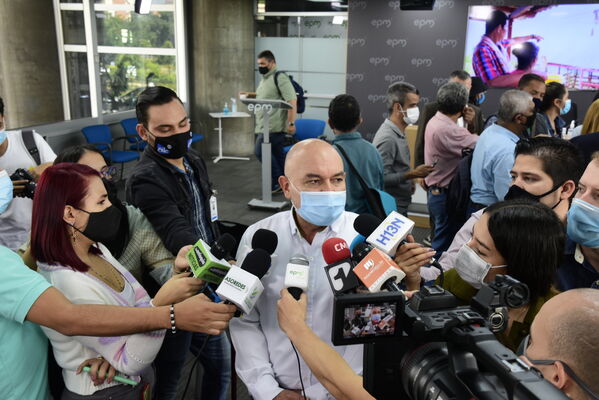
[
  {"x1": 497, "y1": 90, "x2": 533, "y2": 123},
  {"x1": 437, "y1": 82, "x2": 469, "y2": 115},
  {"x1": 386, "y1": 82, "x2": 419, "y2": 113}
]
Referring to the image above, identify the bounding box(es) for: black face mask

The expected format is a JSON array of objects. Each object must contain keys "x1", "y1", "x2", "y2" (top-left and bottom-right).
[
  {"x1": 532, "y1": 97, "x2": 543, "y2": 111},
  {"x1": 258, "y1": 66, "x2": 270, "y2": 75},
  {"x1": 74, "y1": 204, "x2": 123, "y2": 244},
  {"x1": 504, "y1": 182, "x2": 564, "y2": 209},
  {"x1": 101, "y1": 179, "x2": 130, "y2": 258},
  {"x1": 152, "y1": 130, "x2": 192, "y2": 159}
]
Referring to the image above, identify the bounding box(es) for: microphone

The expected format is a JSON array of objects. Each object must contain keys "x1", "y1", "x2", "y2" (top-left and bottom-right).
[
  {"x1": 186, "y1": 233, "x2": 236, "y2": 284},
  {"x1": 349, "y1": 234, "x2": 366, "y2": 252},
  {"x1": 215, "y1": 248, "x2": 271, "y2": 315},
  {"x1": 322, "y1": 238, "x2": 360, "y2": 294},
  {"x1": 352, "y1": 247, "x2": 405, "y2": 293},
  {"x1": 284, "y1": 254, "x2": 310, "y2": 300},
  {"x1": 251, "y1": 228, "x2": 278, "y2": 255},
  {"x1": 354, "y1": 212, "x2": 414, "y2": 256},
  {"x1": 354, "y1": 213, "x2": 444, "y2": 281}
]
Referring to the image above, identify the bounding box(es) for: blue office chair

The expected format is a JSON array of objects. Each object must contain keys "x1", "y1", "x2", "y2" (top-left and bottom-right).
[
  {"x1": 120, "y1": 117, "x2": 147, "y2": 151},
  {"x1": 81, "y1": 124, "x2": 140, "y2": 181},
  {"x1": 120, "y1": 117, "x2": 204, "y2": 151},
  {"x1": 283, "y1": 118, "x2": 326, "y2": 154}
]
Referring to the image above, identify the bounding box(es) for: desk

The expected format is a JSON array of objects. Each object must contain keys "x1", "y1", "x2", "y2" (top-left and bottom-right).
[{"x1": 208, "y1": 112, "x2": 251, "y2": 163}]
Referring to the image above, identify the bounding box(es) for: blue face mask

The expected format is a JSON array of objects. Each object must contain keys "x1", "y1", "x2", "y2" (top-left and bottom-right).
[
  {"x1": 560, "y1": 99, "x2": 572, "y2": 115},
  {"x1": 476, "y1": 92, "x2": 486, "y2": 105},
  {"x1": 291, "y1": 182, "x2": 346, "y2": 227},
  {"x1": 0, "y1": 129, "x2": 6, "y2": 145},
  {"x1": 0, "y1": 171, "x2": 13, "y2": 214},
  {"x1": 567, "y1": 198, "x2": 599, "y2": 248}
]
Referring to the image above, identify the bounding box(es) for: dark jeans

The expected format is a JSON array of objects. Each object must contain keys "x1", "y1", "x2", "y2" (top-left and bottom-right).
[
  {"x1": 153, "y1": 330, "x2": 231, "y2": 400},
  {"x1": 427, "y1": 188, "x2": 453, "y2": 259},
  {"x1": 255, "y1": 132, "x2": 287, "y2": 189}
]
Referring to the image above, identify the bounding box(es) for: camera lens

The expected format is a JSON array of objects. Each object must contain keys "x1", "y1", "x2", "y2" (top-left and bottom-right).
[{"x1": 401, "y1": 343, "x2": 472, "y2": 400}]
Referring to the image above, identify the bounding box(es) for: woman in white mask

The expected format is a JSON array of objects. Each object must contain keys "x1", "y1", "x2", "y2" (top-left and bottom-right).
[{"x1": 399, "y1": 199, "x2": 564, "y2": 351}]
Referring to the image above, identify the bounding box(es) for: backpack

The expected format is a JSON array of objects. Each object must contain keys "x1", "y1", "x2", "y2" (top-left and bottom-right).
[
  {"x1": 274, "y1": 71, "x2": 306, "y2": 114},
  {"x1": 445, "y1": 148, "x2": 474, "y2": 227},
  {"x1": 21, "y1": 130, "x2": 41, "y2": 165}
]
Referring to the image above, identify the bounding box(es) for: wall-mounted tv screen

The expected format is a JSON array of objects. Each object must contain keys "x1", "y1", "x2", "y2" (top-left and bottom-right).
[{"x1": 463, "y1": 4, "x2": 599, "y2": 90}]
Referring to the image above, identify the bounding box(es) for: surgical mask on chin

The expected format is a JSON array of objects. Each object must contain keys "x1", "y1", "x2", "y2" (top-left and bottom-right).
[
  {"x1": 0, "y1": 170, "x2": 13, "y2": 214},
  {"x1": 0, "y1": 129, "x2": 6, "y2": 145},
  {"x1": 290, "y1": 182, "x2": 346, "y2": 227},
  {"x1": 567, "y1": 198, "x2": 599, "y2": 248},
  {"x1": 400, "y1": 105, "x2": 420, "y2": 125},
  {"x1": 454, "y1": 244, "x2": 506, "y2": 289}
]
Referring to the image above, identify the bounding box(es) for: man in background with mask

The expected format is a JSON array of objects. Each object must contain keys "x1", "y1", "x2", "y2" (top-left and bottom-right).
[
  {"x1": 0, "y1": 96, "x2": 56, "y2": 250},
  {"x1": 126, "y1": 86, "x2": 230, "y2": 400},
  {"x1": 470, "y1": 90, "x2": 536, "y2": 211},
  {"x1": 558, "y1": 153, "x2": 599, "y2": 290},
  {"x1": 241, "y1": 50, "x2": 297, "y2": 193},
  {"x1": 429, "y1": 136, "x2": 584, "y2": 281},
  {"x1": 373, "y1": 82, "x2": 434, "y2": 215},
  {"x1": 230, "y1": 140, "x2": 424, "y2": 400},
  {"x1": 424, "y1": 82, "x2": 479, "y2": 257}
]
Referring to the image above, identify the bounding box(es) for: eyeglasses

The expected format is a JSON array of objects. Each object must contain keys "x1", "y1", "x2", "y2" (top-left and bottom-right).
[
  {"x1": 100, "y1": 165, "x2": 117, "y2": 181},
  {"x1": 519, "y1": 334, "x2": 599, "y2": 400}
]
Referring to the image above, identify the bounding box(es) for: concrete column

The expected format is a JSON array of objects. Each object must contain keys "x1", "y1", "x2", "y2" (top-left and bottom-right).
[
  {"x1": 188, "y1": 0, "x2": 255, "y2": 157},
  {"x1": 0, "y1": 1, "x2": 63, "y2": 128}
]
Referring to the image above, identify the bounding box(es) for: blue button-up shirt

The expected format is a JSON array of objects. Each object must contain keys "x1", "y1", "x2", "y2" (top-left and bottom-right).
[
  {"x1": 333, "y1": 132, "x2": 384, "y2": 214},
  {"x1": 557, "y1": 238, "x2": 599, "y2": 290},
  {"x1": 470, "y1": 124, "x2": 520, "y2": 206}
]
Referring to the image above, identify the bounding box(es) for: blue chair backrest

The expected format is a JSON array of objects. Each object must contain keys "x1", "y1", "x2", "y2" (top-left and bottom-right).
[
  {"x1": 295, "y1": 119, "x2": 326, "y2": 141},
  {"x1": 81, "y1": 125, "x2": 112, "y2": 151},
  {"x1": 120, "y1": 118, "x2": 138, "y2": 142}
]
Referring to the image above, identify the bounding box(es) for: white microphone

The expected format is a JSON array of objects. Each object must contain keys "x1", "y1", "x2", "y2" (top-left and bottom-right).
[
  {"x1": 215, "y1": 249, "x2": 271, "y2": 315},
  {"x1": 284, "y1": 254, "x2": 310, "y2": 300},
  {"x1": 355, "y1": 211, "x2": 415, "y2": 256}
]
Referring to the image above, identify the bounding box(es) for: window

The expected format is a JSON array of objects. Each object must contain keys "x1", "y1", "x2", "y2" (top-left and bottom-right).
[{"x1": 54, "y1": 0, "x2": 186, "y2": 119}]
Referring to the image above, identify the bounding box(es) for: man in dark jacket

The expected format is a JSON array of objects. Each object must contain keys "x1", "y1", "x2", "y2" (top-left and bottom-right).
[{"x1": 126, "y1": 86, "x2": 229, "y2": 400}]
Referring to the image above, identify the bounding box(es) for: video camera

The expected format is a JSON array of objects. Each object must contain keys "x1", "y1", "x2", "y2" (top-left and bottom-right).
[
  {"x1": 331, "y1": 275, "x2": 568, "y2": 400},
  {"x1": 10, "y1": 168, "x2": 36, "y2": 199}
]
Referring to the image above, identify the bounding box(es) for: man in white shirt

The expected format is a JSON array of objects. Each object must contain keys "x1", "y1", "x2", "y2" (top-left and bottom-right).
[
  {"x1": 0, "y1": 97, "x2": 56, "y2": 250},
  {"x1": 230, "y1": 139, "x2": 363, "y2": 400}
]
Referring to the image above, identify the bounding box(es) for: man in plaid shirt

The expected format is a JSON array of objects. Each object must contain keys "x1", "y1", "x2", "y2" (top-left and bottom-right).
[{"x1": 473, "y1": 10, "x2": 542, "y2": 85}]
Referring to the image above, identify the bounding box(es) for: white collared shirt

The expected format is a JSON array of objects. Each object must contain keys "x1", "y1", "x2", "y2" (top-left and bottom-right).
[{"x1": 229, "y1": 210, "x2": 364, "y2": 400}]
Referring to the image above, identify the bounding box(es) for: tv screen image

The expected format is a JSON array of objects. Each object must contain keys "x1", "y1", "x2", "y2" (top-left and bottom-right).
[
  {"x1": 463, "y1": 4, "x2": 599, "y2": 90},
  {"x1": 342, "y1": 302, "x2": 397, "y2": 339}
]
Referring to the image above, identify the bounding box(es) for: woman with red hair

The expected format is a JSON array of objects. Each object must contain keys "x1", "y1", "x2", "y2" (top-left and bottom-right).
[{"x1": 30, "y1": 163, "x2": 198, "y2": 399}]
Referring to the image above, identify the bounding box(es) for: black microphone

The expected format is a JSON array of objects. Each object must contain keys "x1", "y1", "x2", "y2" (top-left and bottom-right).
[{"x1": 251, "y1": 228, "x2": 278, "y2": 255}]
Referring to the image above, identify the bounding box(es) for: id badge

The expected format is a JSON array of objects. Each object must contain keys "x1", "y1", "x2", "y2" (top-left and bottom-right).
[{"x1": 209, "y1": 195, "x2": 218, "y2": 222}]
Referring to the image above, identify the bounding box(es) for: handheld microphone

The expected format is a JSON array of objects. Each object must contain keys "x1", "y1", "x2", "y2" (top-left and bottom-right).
[
  {"x1": 215, "y1": 248, "x2": 271, "y2": 315},
  {"x1": 284, "y1": 254, "x2": 310, "y2": 300},
  {"x1": 354, "y1": 212, "x2": 414, "y2": 256},
  {"x1": 352, "y1": 247, "x2": 405, "y2": 293},
  {"x1": 354, "y1": 213, "x2": 444, "y2": 282},
  {"x1": 251, "y1": 228, "x2": 278, "y2": 255},
  {"x1": 186, "y1": 233, "x2": 236, "y2": 284},
  {"x1": 349, "y1": 234, "x2": 366, "y2": 252},
  {"x1": 322, "y1": 238, "x2": 360, "y2": 294}
]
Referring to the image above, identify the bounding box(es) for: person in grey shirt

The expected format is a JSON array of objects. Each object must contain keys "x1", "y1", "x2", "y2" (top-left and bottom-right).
[{"x1": 373, "y1": 82, "x2": 434, "y2": 215}]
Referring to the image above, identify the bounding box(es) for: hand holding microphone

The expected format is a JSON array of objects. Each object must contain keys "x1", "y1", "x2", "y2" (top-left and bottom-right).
[
  {"x1": 277, "y1": 288, "x2": 308, "y2": 337},
  {"x1": 393, "y1": 235, "x2": 436, "y2": 290}
]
